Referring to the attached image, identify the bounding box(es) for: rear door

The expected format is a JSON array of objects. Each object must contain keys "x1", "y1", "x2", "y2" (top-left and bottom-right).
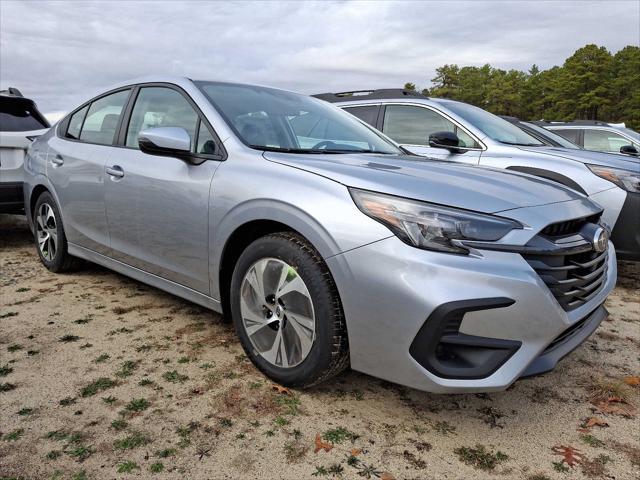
[
  {"x1": 379, "y1": 104, "x2": 481, "y2": 163},
  {"x1": 46, "y1": 89, "x2": 131, "y2": 255},
  {"x1": 104, "y1": 84, "x2": 223, "y2": 294}
]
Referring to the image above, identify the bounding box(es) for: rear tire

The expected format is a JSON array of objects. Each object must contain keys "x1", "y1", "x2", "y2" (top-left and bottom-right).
[
  {"x1": 230, "y1": 232, "x2": 349, "y2": 388},
  {"x1": 33, "y1": 192, "x2": 79, "y2": 272}
]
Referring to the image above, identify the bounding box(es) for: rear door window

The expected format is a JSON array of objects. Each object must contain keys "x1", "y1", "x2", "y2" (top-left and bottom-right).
[
  {"x1": 552, "y1": 129, "x2": 580, "y2": 145},
  {"x1": 343, "y1": 105, "x2": 379, "y2": 127},
  {"x1": 79, "y1": 90, "x2": 130, "y2": 145}
]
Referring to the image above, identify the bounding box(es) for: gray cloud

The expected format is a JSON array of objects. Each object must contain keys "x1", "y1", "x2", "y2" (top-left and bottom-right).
[{"x1": 1, "y1": 0, "x2": 637, "y2": 115}]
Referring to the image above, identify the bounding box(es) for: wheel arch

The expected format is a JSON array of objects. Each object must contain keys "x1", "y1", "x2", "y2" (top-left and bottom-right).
[{"x1": 213, "y1": 201, "x2": 345, "y2": 319}]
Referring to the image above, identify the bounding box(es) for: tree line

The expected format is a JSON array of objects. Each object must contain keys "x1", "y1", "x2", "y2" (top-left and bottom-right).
[{"x1": 404, "y1": 44, "x2": 640, "y2": 130}]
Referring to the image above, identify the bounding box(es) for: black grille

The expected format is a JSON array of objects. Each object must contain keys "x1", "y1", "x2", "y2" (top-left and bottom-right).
[
  {"x1": 541, "y1": 214, "x2": 600, "y2": 237},
  {"x1": 523, "y1": 248, "x2": 608, "y2": 311}
]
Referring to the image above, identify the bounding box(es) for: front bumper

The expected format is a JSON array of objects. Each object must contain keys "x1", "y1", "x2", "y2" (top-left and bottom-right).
[
  {"x1": 327, "y1": 236, "x2": 617, "y2": 393},
  {"x1": 610, "y1": 191, "x2": 640, "y2": 261}
]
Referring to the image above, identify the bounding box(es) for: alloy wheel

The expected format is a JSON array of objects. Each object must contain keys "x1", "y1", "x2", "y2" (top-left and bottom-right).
[
  {"x1": 36, "y1": 203, "x2": 58, "y2": 261},
  {"x1": 240, "y1": 258, "x2": 316, "y2": 368}
]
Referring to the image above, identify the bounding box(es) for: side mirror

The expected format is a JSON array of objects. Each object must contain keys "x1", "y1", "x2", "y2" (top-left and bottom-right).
[
  {"x1": 138, "y1": 127, "x2": 192, "y2": 159},
  {"x1": 620, "y1": 145, "x2": 639, "y2": 156},
  {"x1": 428, "y1": 131, "x2": 466, "y2": 153}
]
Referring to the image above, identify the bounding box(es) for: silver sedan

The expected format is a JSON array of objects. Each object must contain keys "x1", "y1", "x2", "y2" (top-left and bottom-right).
[{"x1": 23, "y1": 77, "x2": 616, "y2": 392}]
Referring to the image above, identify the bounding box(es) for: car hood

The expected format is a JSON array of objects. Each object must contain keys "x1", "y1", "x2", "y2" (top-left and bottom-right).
[
  {"x1": 517, "y1": 146, "x2": 640, "y2": 171},
  {"x1": 264, "y1": 152, "x2": 584, "y2": 213}
]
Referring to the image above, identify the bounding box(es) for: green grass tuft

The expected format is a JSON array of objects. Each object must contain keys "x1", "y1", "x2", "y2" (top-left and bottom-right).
[{"x1": 81, "y1": 377, "x2": 116, "y2": 397}]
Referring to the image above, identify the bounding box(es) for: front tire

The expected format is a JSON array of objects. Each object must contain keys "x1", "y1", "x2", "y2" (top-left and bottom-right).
[
  {"x1": 33, "y1": 192, "x2": 79, "y2": 272},
  {"x1": 230, "y1": 232, "x2": 349, "y2": 388}
]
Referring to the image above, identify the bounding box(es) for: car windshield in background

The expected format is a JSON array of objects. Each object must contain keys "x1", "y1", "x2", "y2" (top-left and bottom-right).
[
  {"x1": 444, "y1": 101, "x2": 545, "y2": 147},
  {"x1": 0, "y1": 99, "x2": 50, "y2": 132},
  {"x1": 522, "y1": 122, "x2": 581, "y2": 149},
  {"x1": 621, "y1": 127, "x2": 640, "y2": 142},
  {"x1": 196, "y1": 82, "x2": 401, "y2": 154}
]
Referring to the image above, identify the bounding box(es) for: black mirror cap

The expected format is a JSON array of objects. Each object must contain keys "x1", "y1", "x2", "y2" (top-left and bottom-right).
[
  {"x1": 620, "y1": 145, "x2": 639, "y2": 156},
  {"x1": 138, "y1": 137, "x2": 204, "y2": 165},
  {"x1": 428, "y1": 131, "x2": 467, "y2": 153}
]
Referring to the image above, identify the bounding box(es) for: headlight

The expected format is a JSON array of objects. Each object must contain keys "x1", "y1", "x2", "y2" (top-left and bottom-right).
[
  {"x1": 350, "y1": 188, "x2": 522, "y2": 254},
  {"x1": 587, "y1": 164, "x2": 640, "y2": 193}
]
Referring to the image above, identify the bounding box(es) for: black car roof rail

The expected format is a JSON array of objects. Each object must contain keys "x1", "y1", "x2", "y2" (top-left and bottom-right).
[
  {"x1": 0, "y1": 87, "x2": 25, "y2": 98},
  {"x1": 313, "y1": 88, "x2": 427, "y2": 103}
]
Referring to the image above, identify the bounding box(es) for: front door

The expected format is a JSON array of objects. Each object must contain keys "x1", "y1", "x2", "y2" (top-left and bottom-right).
[
  {"x1": 380, "y1": 104, "x2": 481, "y2": 164},
  {"x1": 104, "y1": 86, "x2": 220, "y2": 294}
]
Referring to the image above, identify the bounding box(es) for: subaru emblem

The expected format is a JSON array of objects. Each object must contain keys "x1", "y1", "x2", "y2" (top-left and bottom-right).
[{"x1": 592, "y1": 227, "x2": 609, "y2": 253}]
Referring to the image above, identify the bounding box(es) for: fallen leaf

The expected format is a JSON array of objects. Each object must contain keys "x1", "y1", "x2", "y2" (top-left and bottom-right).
[
  {"x1": 593, "y1": 397, "x2": 636, "y2": 418},
  {"x1": 624, "y1": 376, "x2": 640, "y2": 387},
  {"x1": 584, "y1": 417, "x2": 609, "y2": 428},
  {"x1": 314, "y1": 433, "x2": 333, "y2": 453},
  {"x1": 380, "y1": 473, "x2": 396, "y2": 480},
  {"x1": 552, "y1": 445, "x2": 586, "y2": 467},
  {"x1": 350, "y1": 448, "x2": 362, "y2": 456},
  {"x1": 271, "y1": 384, "x2": 292, "y2": 396}
]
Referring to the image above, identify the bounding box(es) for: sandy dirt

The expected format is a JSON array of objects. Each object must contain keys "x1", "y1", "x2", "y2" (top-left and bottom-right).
[{"x1": 1, "y1": 214, "x2": 638, "y2": 480}]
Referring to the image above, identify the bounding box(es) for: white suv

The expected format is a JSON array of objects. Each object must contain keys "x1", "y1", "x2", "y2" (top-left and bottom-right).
[
  {"x1": 0, "y1": 87, "x2": 50, "y2": 213},
  {"x1": 314, "y1": 89, "x2": 640, "y2": 261}
]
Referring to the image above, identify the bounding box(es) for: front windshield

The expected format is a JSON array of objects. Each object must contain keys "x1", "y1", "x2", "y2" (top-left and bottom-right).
[
  {"x1": 522, "y1": 122, "x2": 581, "y2": 149},
  {"x1": 621, "y1": 127, "x2": 640, "y2": 143},
  {"x1": 443, "y1": 101, "x2": 545, "y2": 146},
  {"x1": 196, "y1": 82, "x2": 401, "y2": 154}
]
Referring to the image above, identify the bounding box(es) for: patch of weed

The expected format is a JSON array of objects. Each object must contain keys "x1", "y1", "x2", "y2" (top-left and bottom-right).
[
  {"x1": 117, "y1": 461, "x2": 139, "y2": 473},
  {"x1": 59, "y1": 334, "x2": 81, "y2": 343},
  {"x1": 454, "y1": 444, "x2": 509, "y2": 471},
  {"x1": 162, "y1": 370, "x2": 188, "y2": 383},
  {"x1": 323, "y1": 427, "x2": 359, "y2": 444},
  {"x1": 156, "y1": 448, "x2": 176, "y2": 458},
  {"x1": 46, "y1": 450, "x2": 63, "y2": 460},
  {"x1": 113, "y1": 431, "x2": 150, "y2": 450},
  {"x1": 94, "y1": 354, "x2": 110, "y2": 363},
  {"x1": 581, "y1": 434, "x2": 605, "y2": 448},
  {"x1": 115, "y1": 360, "x2": 139, "y2": 378},
  {"x1": 81, "y1": 377, "x2": 116, "y2": 397},
  {"x1": 111, "y1": 419, "x2": 128, "y2": 431},
  {"x1": 3, "y1": 429, "x2": 24, "y2": 441}
]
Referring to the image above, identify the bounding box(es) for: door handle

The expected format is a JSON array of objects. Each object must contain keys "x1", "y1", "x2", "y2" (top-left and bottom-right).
[
  {"x1": 51, "y1": 155, "x2": 64, "y2": 166},
  {"x1": 106, "y1": 165, "x2": 125, "y2": 178}
]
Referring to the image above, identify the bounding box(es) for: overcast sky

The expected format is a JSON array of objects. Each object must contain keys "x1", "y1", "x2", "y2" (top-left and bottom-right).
[{"x1": 1, "y1": 0, "x2": 638, "y2": 118}]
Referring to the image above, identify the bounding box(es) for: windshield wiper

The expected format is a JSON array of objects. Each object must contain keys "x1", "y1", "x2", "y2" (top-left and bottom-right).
[{"x1": 249, "y1": 145, "x2": 327, "y2": 154}]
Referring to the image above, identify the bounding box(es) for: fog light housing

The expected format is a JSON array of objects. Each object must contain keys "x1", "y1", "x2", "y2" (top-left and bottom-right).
[{"x1": 409, "y1": 298, "x2": 521, "y2": 380}]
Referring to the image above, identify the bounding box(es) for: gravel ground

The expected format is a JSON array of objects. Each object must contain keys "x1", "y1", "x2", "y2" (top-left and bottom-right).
[{"x1": 1, "y1": 214, "x2": 638, "y2": 480}]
